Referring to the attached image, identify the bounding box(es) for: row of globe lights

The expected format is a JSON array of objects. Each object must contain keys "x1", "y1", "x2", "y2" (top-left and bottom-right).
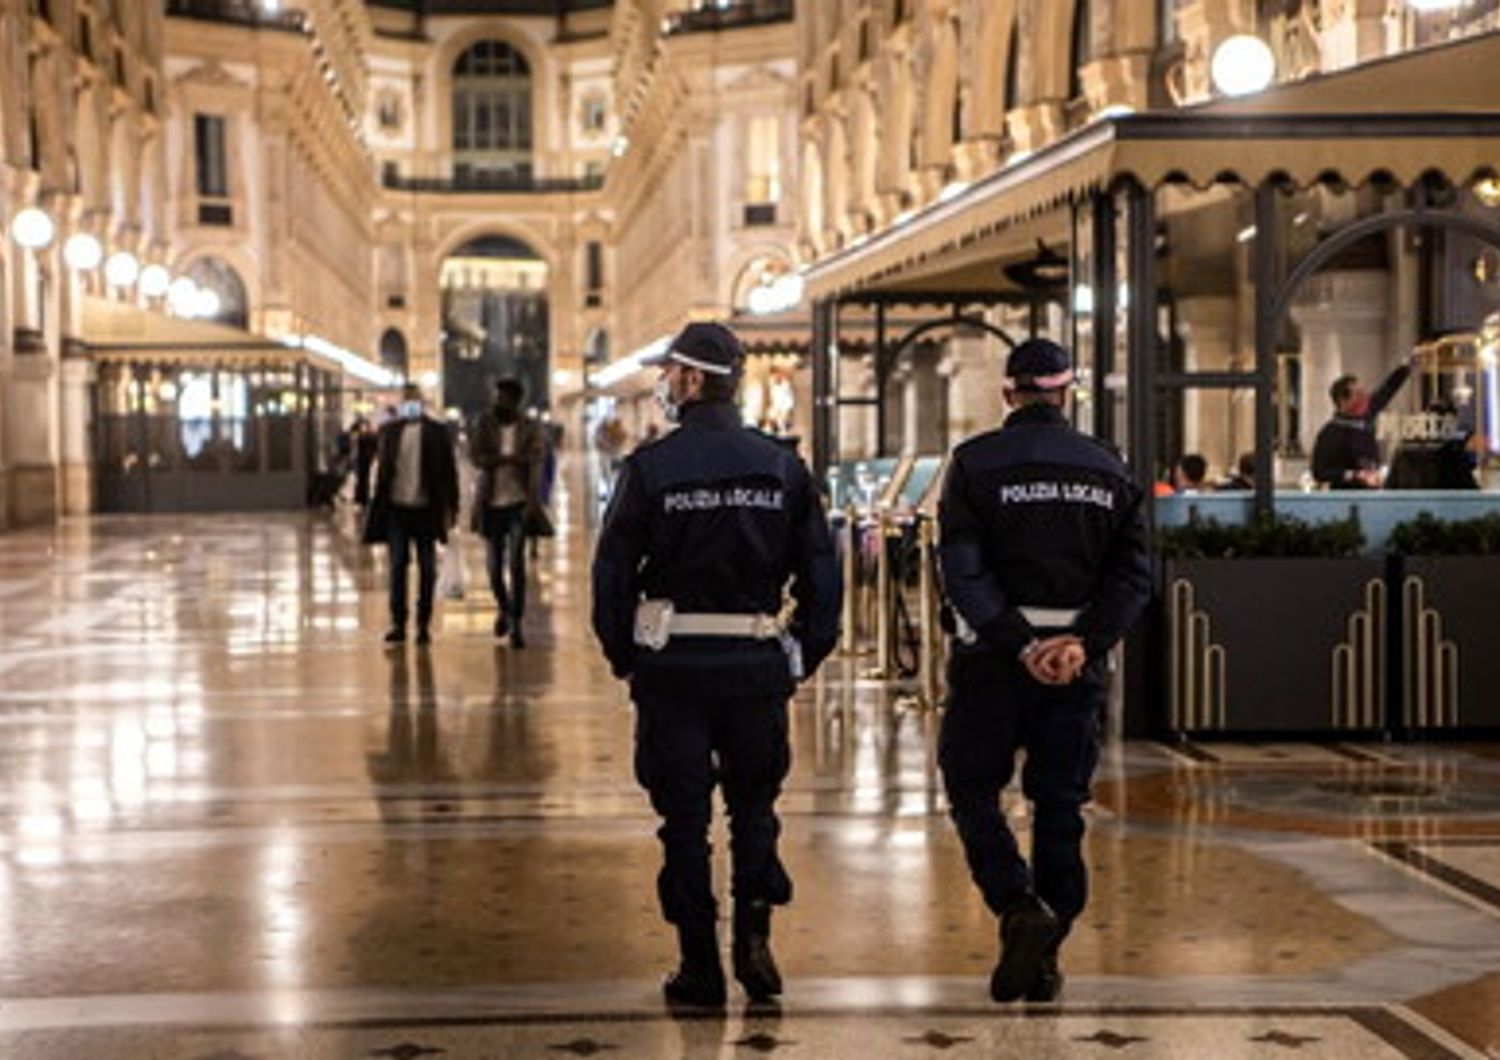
[{"x1": 10, "y1": 207, "x2": 221, "y2": 319}]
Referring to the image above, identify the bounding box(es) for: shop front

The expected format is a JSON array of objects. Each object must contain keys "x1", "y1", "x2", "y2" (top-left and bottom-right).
[
  {"x1": 803, "y1": 32, "x2": 1500, "y2": 738},
  {"x1": 86, "y1": 302, "x2": 396, "y2": 513}
]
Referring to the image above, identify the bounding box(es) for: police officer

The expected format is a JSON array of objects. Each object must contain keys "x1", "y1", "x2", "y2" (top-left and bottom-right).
[
  {"x1": 937, "y1": 338, "x2": 1150, "y2": 1003},
  {"x1": 591, "y1": 322, "x2": 841, "y2": 1008}
]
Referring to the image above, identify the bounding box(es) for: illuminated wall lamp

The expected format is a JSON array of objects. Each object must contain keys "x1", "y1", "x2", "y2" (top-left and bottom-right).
[
  {"x1": 139, "y1": 264, "x2": 172, "y2": 298},
  {"x1": 105, "y1": 251, "x2": 140, "y2": 288},
  {"x1": 63, "y1": 233, "x2": 104, "y2": 271},
  {"x1": 11, "y1": 207, "x2": 55, "y2": 249}
]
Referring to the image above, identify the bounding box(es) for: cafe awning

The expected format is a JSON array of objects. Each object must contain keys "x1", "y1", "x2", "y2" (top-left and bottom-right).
[
  {"x1": 83, "y1": 295, "x2": 284, "y2": 354},
  {"x1": 83, "y1": 296, "x2": 400, "y2": 386},
  {"x1": 806, "y1": 32, "x2": 1500, "y2": 301}
]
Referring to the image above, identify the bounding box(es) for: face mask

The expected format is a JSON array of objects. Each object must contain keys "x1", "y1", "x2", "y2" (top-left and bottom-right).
[
  {"x1": 654, "y1": 376, "x2": 680, "y2": 423},
  {"x1": 401, "y1": 400, "x2": 423, "y2": 419}
]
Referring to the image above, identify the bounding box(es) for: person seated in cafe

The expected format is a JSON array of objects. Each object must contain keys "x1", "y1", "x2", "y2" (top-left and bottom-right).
[
  {"x1": 1221, "y1": 453, "x2": 1256, "y2": 491},
  {"x1": 1385, "y1": 400, "x2": 1479, "y2": 490},
  {"x1": 1311, "y1": 361, "x2": 1413, "y2": 489},
  {"x1": 1171, "y1": 454, "x2": 1212, "y2": 494}
]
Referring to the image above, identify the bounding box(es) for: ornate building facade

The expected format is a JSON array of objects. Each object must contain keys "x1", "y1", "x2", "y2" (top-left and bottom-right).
[
  {"x1": 796, "y1": 0, "x2": 1500, "y2": 479},
  {"x1": 6, "y1": 0, "x2": 1500, "y2": 524},
  {"x1": 0, "y1": 0, "x2": 167, "y2": 527},
  {"x1": 596, "y1": 0, "x2": 803, "y2": 440},
  {"x1": 1, "y1": 0, "x2": 809, "y2": 524}
]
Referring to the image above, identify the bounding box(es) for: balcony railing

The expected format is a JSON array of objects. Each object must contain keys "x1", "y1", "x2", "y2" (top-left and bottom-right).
[
  {"x1": 665, "y1": 0, "x2": 794, "y2": 36},
  {"x1": 383, "y1": 171, "x2": 605, "y2": 195},
  {"x1": 165, "y1": 0, "x2": 306, "y2": 32}
]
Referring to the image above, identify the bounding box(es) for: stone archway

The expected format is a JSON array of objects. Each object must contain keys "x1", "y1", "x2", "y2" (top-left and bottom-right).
[
  {"x1": 379, "y1": 327, "x2": 409, "y2": 375},
  {"x1": 440, "y1": 233, "x2": 551, "y2": 420},
  {"x1": 183, "y1": 255, "x2": 250, "y2": 329}
]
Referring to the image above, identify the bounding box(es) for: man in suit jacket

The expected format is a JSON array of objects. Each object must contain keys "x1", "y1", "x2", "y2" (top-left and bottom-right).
[
  {"x1": 468, "y1": 377, "x2": 546, "y2": 647},
  {"x1": 364, "y1": 385, "x2": 459, "y2": 645}
]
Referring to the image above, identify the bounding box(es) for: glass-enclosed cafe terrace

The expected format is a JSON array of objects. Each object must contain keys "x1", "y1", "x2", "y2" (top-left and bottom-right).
[{"x1": 805, "y1": 33, "x2": 1500, "y2": 739}]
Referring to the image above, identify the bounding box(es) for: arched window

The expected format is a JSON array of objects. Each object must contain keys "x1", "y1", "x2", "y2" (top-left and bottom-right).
[
  {"x1": 452, "y1": 40, "x2": 533, "y2": 183},
  {"x1": 184, "y1": 256, "x2": 249, "y2": 329},
  {"x1": 1003, "y1": 23, "x2": 1020, "y2": 114},
  {"x1": 379, "y1": 328, "x2": 409, "y2": 374},
  {"x1": 1069, "y1": 0, "x2": 1093, "y2": 101}
]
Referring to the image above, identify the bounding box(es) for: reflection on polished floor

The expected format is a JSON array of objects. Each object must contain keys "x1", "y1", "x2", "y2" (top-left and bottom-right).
[{"x1": 2, "y1": 465, "x2": 1500, "y2": 1058}]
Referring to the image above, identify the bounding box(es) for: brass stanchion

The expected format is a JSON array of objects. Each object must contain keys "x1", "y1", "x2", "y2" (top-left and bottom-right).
[
  {"x1": 839, "y1": 504, "x2": 858, "y2": 655},
  {"x1": 870, "y1": 509, "x2": 893, "y2": 679},
  {"x1": 916, "y1": 515, "x2": 941, "y2": 710}
]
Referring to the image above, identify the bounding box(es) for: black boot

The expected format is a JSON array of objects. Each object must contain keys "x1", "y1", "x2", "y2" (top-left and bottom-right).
[
  {"x1": 732, "y1": 900, "x2": 782, "y2": 1001},
  {"x1": 1025, "y1": 948, "x2": 1064, "y2": 1002},
  {"x1": 990, "y1": 892, "x2": 1059, "y2": 1003},
  {"x1": 663, "y1": 925, "x2": 726, "y2": 1008}
]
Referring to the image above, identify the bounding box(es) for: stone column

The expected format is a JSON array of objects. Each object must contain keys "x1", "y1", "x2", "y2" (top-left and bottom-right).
[
  {"x1": 1005, "y1": 103, "x2": 1066, "y2": 157},
  {"x1": 1078, "y1": 54, "x2": 1153, "y2": 115},
  {"x1": 57, "y1": 202, "x2": 94, "y2": 517},
  {"x1": 1318, "y1": 0, "x2": 1400, "y2": 73},
  {"x1": 1176, "y1": 294, "x2": 1246, "y2": 479},
  {"x1": 1289, "y1": 271, "x2": 1394, "y2": 458},
  {"x1": 839, "y1": 356, "x2": 878, "y2": 463},
  {"x1": 58, "y1": 351, "x2": 93, "y2": 516},
  {"x1": 0, "y1": 175, "x2": 14, "y2": 531},
  {"x1": 5, "y1": 332, "x2": 59, "y2": 526},
  {"x1": 941, "y1": 334, "x2": 1006, "y2": 448},
  {"x1": 5, "y1": 188, "x2": 62, "y2": 525}
]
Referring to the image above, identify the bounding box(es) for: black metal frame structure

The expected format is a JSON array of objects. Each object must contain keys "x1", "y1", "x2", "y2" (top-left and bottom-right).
[
  {"x1": 807, "y1": 108, "x2": 1500, "y2": 734},
  {"x1": 812, "y1": 291, "x2": 1048, "y2": 473}
]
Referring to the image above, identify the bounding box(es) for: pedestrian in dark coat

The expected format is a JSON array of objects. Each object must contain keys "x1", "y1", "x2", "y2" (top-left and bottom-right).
[{"x1": 364, "y1": 385, "x2": 459, "y2": 645}]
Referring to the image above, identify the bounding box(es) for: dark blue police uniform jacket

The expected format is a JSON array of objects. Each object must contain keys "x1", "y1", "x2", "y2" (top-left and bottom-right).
[
  {"x1": 591, "y1": 401, "x2": 841, "y2": 700},
  {"x1": 939, "y1": 403, "x2": 1150, "y2": 662}
]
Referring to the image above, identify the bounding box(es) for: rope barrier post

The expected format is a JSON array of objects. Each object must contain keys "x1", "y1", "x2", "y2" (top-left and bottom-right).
[
  {"x1": 839, "y1": 504, "x2": 857, "y2": 655},
  {"x1": 871, "y1": 509, "x2": 893, "y2": 678},
  {"x1": 917, "y1": 515, "x2": 940, "y2": 710}
]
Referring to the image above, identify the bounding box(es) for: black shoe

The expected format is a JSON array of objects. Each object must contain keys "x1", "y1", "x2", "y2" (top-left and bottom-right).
[
  {"x1": 1025, "y1": 951, "x2": 1064, "y2": 1002},
  {"x1": 990, "y1": 893, "x2": 1059, "y2": 1003},
  {"x1": 493, "y1": 614, "x2": 510, "y2": 640},
  {"x1": 415, "y1": 627, "x2": 431, "y2": 647},
  {"x1": 510, "y1": 623, "x2": 526, "y2": 649},
  {"x1": 732, "y1": 901, "x2": 783, "y2": 1001},
  {"x1": 383, "y1": 627, "x2": 406, "y2": 645},
  {"x1": 663, "y1": 963, "x2": 726, "y2": 1008}
]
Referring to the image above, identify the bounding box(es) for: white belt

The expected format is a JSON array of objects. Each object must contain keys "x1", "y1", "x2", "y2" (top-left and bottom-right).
[
  {"x1": 634, "y1": 599, "x2": 782, "y2": 650},
  {"x1": 1019, "y1": 607, "x2": 1082, "y2": 628},
  {"x1": 668, "y1": 613, "x2": 782, "y2": 639}
]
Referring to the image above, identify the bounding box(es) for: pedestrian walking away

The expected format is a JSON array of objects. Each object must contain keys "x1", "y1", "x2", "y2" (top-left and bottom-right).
[
  {"x1": 937, "y1": 337, "x2": 1150, "y2": 1004},
  {"x1": 591, "y1": 321, "x2": 841, "y2": 1009}
]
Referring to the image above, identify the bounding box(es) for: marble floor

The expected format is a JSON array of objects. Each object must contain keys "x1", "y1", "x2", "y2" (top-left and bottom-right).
[{"x1": 2, "y1": 466, "x2": 1500, "y2": 1058}]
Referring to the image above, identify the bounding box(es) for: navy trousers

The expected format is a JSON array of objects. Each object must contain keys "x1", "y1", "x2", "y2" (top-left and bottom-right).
[
  {"x1": 939, "y1": 651, "x2": 1104, "y2": 934},
  {"x1": 633, "y1": 689, "x2": 794, "y2": 935},
  {"x1": 387, "y1": 506, "x2": 438, "y2": 630},
  {"x1": 481, "y1": 503, "x2": 527, "y2": 621}
]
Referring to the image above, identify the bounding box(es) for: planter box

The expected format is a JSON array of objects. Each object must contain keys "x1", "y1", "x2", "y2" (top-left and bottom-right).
[
  {"x1": 1164, "y1": 558, "x2": 1389, "y2": 735},
  {"x1": 1396, "y1": 557, "x2": 1500, "y2": 732}
]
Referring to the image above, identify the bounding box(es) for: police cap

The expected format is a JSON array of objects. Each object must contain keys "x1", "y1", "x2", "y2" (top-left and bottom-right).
[
  {"x1": 1005, "y1": 338, "x2": 1074, "y2": 392},
  {"x1": 646, "y1": 322, "x2": 745, "y2": 376}
]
